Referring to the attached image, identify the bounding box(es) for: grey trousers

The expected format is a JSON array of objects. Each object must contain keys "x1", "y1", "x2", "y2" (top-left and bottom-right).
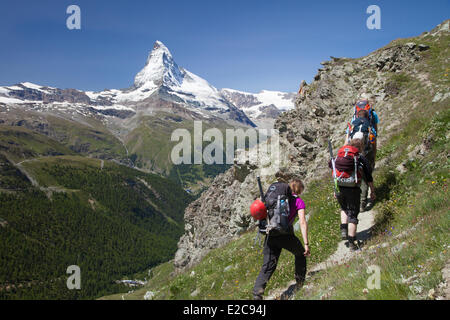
[
  {"x1": 253, "y1": 233, "x2": 306, "y2": 297},
  {"x1": 361, "y1": 179, "x2": 369, "y2": 204},
  {"x1": 361, "y1": 148, "x2": 375, "y2": 204}
]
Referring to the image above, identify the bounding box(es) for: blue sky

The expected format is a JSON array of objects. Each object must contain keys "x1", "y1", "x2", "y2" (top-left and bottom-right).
[{"x1": 0, "y1": 0, "x2": 448, "y2": 93}]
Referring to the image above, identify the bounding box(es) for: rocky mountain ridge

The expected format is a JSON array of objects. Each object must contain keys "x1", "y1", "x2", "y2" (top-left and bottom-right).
[
  {"x1": 0, "y1": 41, "x2": 297, "y2": 130},
  {"x1": 0, "y1": 41, "x2": 254, "y2": 128}
]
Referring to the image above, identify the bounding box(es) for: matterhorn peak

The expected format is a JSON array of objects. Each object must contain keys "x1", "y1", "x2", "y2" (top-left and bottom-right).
[
  {"x1": 147, "y1": 40, "x2": 172, "y2": 63},
  {"x1": 134, "y1": 40, "x2": 185, "y2": 88},
  {"x1": 153, "y1": 40, "x2": 168, "y2": 50}
]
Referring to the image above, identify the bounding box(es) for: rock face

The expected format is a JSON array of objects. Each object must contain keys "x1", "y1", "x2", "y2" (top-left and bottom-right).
[
  {"x1": 173, "y1": 21, "x2": 449, "y2": 271},
  {"x1": 7, "y1": 85, "x2": 93, "y2": 105}
]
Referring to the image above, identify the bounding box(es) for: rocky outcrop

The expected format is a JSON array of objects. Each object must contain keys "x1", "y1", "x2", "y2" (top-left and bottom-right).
[
  {"x1": 256, "y1": 105, "x2": 281, "y2": 119},
  {"x1": 221, "y1": 90, "x2": 260, "y2": 109},
  {"x1": 173, "y1": 21, "x2": 448, "y2": 272},
  {"x1": 86, "y1": 107, "x2": 135, "y2": 119}
]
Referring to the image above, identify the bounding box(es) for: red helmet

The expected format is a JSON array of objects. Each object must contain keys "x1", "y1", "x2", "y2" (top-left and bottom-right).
[{"x1": 250, "y1": 199, "x2": 267, "y2": 220}]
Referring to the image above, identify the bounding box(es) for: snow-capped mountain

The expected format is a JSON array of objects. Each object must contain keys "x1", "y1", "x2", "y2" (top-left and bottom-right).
[
  {"x1": 221, "y1": 88, "x2": 296, "y2": 128},
  {"x1": 0, "y1": 41, "x2": 254, "y2": 127},
  {"x1": 0, "y1": 41, "x2": 297, "y2": 129},
  {"x1": 84, "y1": 41, "x2": 252, "y2": 125},
  {"x1": 132, "y1": 41, "x2": 230, "y2": 111},
  {"x1": 0, "y1": 40, "x2": 299, "y2": 174},
  {"x1": 134, "y1": 41, "x2": 185, "y2": 88}
]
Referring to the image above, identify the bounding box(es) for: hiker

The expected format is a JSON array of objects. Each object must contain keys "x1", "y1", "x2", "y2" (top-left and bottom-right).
[
  {"x1": 253, "y1": 178, "x2": 310, "y2": 300},
  {"x1": 352, "y1": 110, "x2": 376, "y2": 165},
  {"x1": 329, "y1": 138, "x2": 375, "y2": 251},
  {"x1": 349, "y1": 99, "x2": 379, "y2": 166},
  {"x1": 347, "y1": 100, "x2": 379, "y2": 211},
  {"x1": 352, "y1": 131, "x2": 375, "y2": 212}
]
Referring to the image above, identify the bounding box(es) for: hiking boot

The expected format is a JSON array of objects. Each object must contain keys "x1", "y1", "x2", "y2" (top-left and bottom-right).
[
  {"x1": 295, "y1": 280, "x2": 305, "y2": 292},
  {"x1": 365, "y1": 200, "x2": 374, "y2": 211},
  {"x1": 253, "y1": 288, "x2": 264, "y2": 300},
  {"x1": 349, "y1": 239, "x2": 360, "y2": 251},
  {"x1": 280, "y1": 281, "x2": 304, "y2": 300}
]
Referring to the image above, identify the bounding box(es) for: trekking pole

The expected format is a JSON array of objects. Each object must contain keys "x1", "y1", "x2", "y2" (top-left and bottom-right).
[
  {"x1": 257, "y1": 176, "x2": 265, "y2": 203},
  {"x1": 253, "y1": 232, "x2": 261, "y2": 248},
  {"x1": 328, "y1": 139, "x2": 339, "y2": 195}
]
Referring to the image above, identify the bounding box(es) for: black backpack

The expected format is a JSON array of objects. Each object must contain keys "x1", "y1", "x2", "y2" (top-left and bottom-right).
[
  {"x1": 258, "y1": 182, "x2": 292, "y2": 236},
  {"x1": 350, "y1": 117, "x2": 372, "y2": 155}
]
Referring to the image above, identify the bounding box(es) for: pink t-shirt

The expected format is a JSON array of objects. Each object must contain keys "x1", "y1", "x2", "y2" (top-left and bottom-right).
[{"x1": 289, "y1": 195, "x2": 306, "y2": 224}]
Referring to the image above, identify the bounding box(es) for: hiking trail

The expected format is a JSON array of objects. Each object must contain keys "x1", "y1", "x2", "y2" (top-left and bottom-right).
[{"x1": 267, "y1": 207, "x2": 377, "y2": 300}]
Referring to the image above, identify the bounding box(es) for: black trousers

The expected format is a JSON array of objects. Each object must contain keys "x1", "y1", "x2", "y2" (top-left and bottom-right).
[
  {"x1": 253, "y1": 233, "x2": 306, "y2": 297},
  {"x1": 337, "y1": 186, "x2": 361, "y2": 224}
]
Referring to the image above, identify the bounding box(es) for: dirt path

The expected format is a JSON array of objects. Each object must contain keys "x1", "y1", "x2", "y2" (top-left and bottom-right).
[
  {"x1": 15, "y1": 162, "x2": 40, "y2": 187},
  {"x1": 310, "y1": 208, "x2": 376, "y2": 272},
  {"x1": 4, "y1": 155, "x2": 68, "y2": 197},
  {"x1": 267, "y1": 208, "x2": 377, "y2": 300},
  {"x1": 3, "y1": 155, "x2": 40, "y2": 188},
  {"x1": 439, "y1": 260, "x2": 450, "y2": 300}
]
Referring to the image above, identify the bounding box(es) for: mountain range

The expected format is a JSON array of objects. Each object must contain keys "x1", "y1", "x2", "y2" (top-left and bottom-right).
[{"x1": 0, "y1": 41, "x2": 296, "y2": 179}]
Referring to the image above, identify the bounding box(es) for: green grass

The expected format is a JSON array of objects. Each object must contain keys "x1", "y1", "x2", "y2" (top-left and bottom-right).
[
  {"x1": 0, "y1": 126, "x2": 76, "y2": 163},
  {"x1": 389, "y1": 73, "x2": 412, "y2": 87},
  {"x1": 296, "y1": 184, "x2": 449, "y2": 300},
  {"x1": 125, "y1": 112, "x2": 243, "y2": 191},
  {"x1": 99, "y1": 262, "x2": 176, "y2": 300},
  {"x1": 46, "y1": 115, "x2": 128, "y2": 160},
  {"x1": 20, "y1": 155, "x2": 103, "y2": 187}
]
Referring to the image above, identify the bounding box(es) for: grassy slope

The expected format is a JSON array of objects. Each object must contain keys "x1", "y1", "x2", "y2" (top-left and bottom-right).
[
  {"x1": 102, "y1": 180, "x2": 342, "y2": 300},
  {"x1": 0, "y1": 126, "x2": 76, "y2": 163},
  {"x1": 102, "y1": 25, "x2": 449, "y2": 301},
  {"x1": 45, "y1": 115, "x2": 129, "y2": 160},
  {"x1": 0, "y1": 109, "x2": 235, "y2": 192},
  {"x1": 125, "y1": 112, "x2": 240, "y2": 191}
]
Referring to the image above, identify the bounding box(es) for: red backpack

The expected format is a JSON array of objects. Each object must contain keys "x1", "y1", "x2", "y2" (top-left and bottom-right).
[{"x1": 331, "y1": 145, "x2": 362, "y2": 187}]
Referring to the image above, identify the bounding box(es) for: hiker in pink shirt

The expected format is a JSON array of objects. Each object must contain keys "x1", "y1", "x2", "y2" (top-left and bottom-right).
[{"x1": 253, "y1": 178, "x2": 310, "y2": 300}]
